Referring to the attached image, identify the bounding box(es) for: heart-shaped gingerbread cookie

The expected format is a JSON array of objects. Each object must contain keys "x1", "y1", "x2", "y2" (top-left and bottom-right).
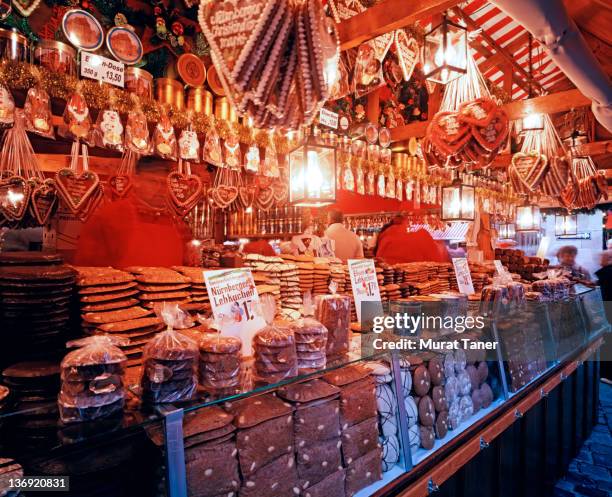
[
  {"x1": 0, "y1": 176, "x2": 30, "y2": 221},
  {"x1": 429, "y1": 112, "x2": 471, "y2": 156},
  {"x1": 238, "y1": 185, "x2": 256, "y2": 208},
  {"x1": 167, "y1": 171, "x2": 203, "y2": 210},
  {"x1": 458, "y1": 98, "x2": 497, "y2": 127},
  {"x1": 30, "y1": 179, "x2": 58, "y2": 225},
  {"x1": 471, "y1": 109, "x2": 509, "y2": 152},
  {"x1": 108, "y1": 174, "x2": 133, "y2": 198},
  {"x1": 272, "y1": 182, "x2": 288, "y2": 203},
  {"x1": 55, "y1": 168, "x2": 100, "y2": 214},
  {"x1": 256, "y1": 185, "x2": 274, "y2": 211}
]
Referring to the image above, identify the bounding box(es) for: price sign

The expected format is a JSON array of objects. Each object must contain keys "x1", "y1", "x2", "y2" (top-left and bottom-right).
[
  {"x1": 80, "y1": 52, "x2": 125, "y2": 88},
  {"x1": 204, "y1": 267, "x2": 266, "y2": 355},
  {"x1": 319, "y1": 108, "x2": 339, "y2": 129},
  {"x1": 452, "y1": 257, "x2": 475, "y2": 295},
  {"x1": 494, "y1": 260, "x2": 505, "y2": 276},
  {"x1": 348, "y1": 259, "x2": 382, "y2": 323}
]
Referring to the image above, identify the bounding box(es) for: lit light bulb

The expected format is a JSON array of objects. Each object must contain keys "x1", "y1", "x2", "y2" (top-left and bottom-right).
[
  {"x1": 434, "y1": 44, "x2": 457, "y2": 67},
  {"x1": 306, "y1": 150, "x2": 323, "y2": 195},
  {"x1": 6, "y1": 188, "x2": 23, "y2": 208},
  {"x1": 190, "y1": 239, "x2": 202, "y2": 247},
  {"x1": 324, "y1": 58, "x2": 339, "y2": 88},
  {"x1": 522, "y1": 113, "x2": 543, "y2": 131},
  {"x1": 245, "y1": 206, "x2": 253, "y2": 214}
]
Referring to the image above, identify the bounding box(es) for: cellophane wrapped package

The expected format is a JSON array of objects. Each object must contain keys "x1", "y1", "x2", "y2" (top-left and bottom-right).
[
  {"x1": 289, "y1": 292, "x2": 328, "y2": 372},
  {"x1": 58, "y1": 335, "x2": 128, "y2": 424},
  {"x1": 252, "y1": 294, "x2": 298, "y2": 383},
  {"x1": 198, "y1": 333, "x2": 242, "y2": 395},
  {"x1": 141, "y1": 304, "x2": 199, "y2": 403},
  {"x1": 315, "y1": 294, "x2": 350, "y2": 356}
]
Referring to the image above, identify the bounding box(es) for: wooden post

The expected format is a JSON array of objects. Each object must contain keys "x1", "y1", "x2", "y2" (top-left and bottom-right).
[{"x1": 366, "y1": 88, "x2": 381, "y2": 124}]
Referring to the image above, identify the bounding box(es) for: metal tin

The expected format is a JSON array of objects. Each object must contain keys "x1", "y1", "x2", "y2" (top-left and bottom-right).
[
  {"x1": 62, "y1": 9, "x2": 104, "y2": 51},
  {"x1": 214, "y1": 97, "x2": 237, "y2": 123},
  {"x1": 125, "y1": 67, "x2": 153, "y2": 99},
  {"x1": 0, "y1": 28, "x2": 28, "y2": 62},
  {"x1": 155, "y1": 78, "x2": 184, "y2": 110},
  {"x1": 186, "y1": 87, "x2": 213, "y2": 115},
  {"x1": 34, "y1": 39, "x2": 77, "y2": 76},
  {"x1": 106, "y1": 26, "x2": 143, "y2": 65},
  {"x1": 176, "y1": 53, "x2": 206, "y2": 87}
]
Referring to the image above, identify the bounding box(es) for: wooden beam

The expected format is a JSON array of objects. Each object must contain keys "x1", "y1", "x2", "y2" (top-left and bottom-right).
[
  {"x1": 338, "y1": 0, "x2": 457, "y2": 51},
  {"x1": 455, "y1": 8, "x2": 545, "y2": 94},
  {"x1": 503, "y1": 89, "x2": 590, "y2": 120},
  {"x1": 573, "y1": 140, "x2": 612, "y2": 157},
  {"x1": 390, "y1": 89, "x2": 591, "y2": 141},
  {"x1": 478, "y1": 33, "x2": 530, "y2": 75},
  {"x1": 503, "y1": 64, "x2": 514, "y2": 95}
]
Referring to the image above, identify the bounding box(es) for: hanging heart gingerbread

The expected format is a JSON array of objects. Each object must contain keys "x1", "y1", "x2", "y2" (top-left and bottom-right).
[
  {"x1": 167, "y1": 171, "x2": 203, "y2": 211},
  {"x1": 0, "y1": 176, "x2": 30, "y2": 221},
  {"x1": 30, "y1": 179, "x2": 58, "y2": 225},
  {"x1": 213, "y1": 185, "x2": 238, "y2": 209},
  {"x1": 471, "y1": 109, "x2": 509, "y2": 152},
  {"x1": 458, "y1": 98, "x2": 497, "y2": 127},
  {"x1": 108, "y1": 174, "x2": 133, "y2": 198},
  {"x1": 238, "y1": 185, "x2": 256, "y2": 208},
  {"x1": 256, "y1": 185, "x2": 274, "y2": 211},
  {"x1": 429, "y1": 112, "x2": 471, "y2": 156},
  {"x1": 272, "y1": 181, "x2": 288, "y2": 203},
  {"x1": 55, "y1": 168, "x2": 100, "y2": 214},
  {"x1": 198, "y1": 0, "x2": 279, "y2": 97}
]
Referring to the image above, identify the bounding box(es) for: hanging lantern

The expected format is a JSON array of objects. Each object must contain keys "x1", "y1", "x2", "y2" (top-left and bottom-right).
[
  {"x1": 516, "y1": 202, "x2": 541, "y2": 232},
  {"x1": 423, "y1": 14, "x2": 468, "y2": 85},
  {"x1": 519, "y1": 113, "x2": 544, "y2": 134},
  {"x1": 289, "y1": 135, "x2": 337, "y2": 208},
  {"x1": 441, "y1": 176, "x2": 474, "y2": 222},
  {"x1": 555, "y1": 213, "x2": 577, "y2": 236},
  {"x1": 497, "y1": 223, "x2": 516, "y2": 239}
]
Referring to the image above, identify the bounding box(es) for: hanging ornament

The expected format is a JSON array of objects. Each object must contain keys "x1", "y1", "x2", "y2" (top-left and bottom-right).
[
  {"x1": 179, "y1": 128, "x2": 200, "y2": 161},
  {"x1": 0, "y1": 84, "x2": 15, "y2": 129},
  {"x1": 356, "y1": 166, "x2": 365, "y2": 195},
  {"x1": 95, "y1": 108, "x2": 124, "y2": 152},
  {"x1": 153, "y1": 109, "x2": 178, "y2": 160},
  {"x1": 245, "y1": 145, "x2": 260, "y2": 173},
  {"x1": 60, "y1": 91, "x2": 91, "y2": 140},
  {"x1": 166, "y1": 160, "x2": 203, "y2": 217},
  {"x1": 24, "y1": 86, "x2": 54, "y2": 138},
  {"x1": 224, "y1": 134, "x2": 241, "y2": 169},
  {"x1": 126, "y1": 107, "x2": 150, "y2": 155}
]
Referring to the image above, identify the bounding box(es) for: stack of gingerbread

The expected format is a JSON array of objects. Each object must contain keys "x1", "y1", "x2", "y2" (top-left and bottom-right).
[
  {"x1": 296, "y1": 262, "x2": 314, "y2": 294},
  {"x1": 126, "y1": 266, "x2": 192, "y2": 309},
  {"x1": 288, "y1": 317, "x2": 328, "y2": 372},
  {"x1": 278, "y1": 379, "x2": 344, "y2": 497},
  {"x1": 225, "y1": 394, "x2": 298, "y2": 497},
  {"x1": 171, "y1": 266, "x2": 211, "y2": 312},
  {"x1": 148, "y1": 406, "x2": 240, "y2": 497},
  {"x1": 141, "y1": 327, "x2": 198, "y2": 403},
  {"x1": 58, "y1": 335, "x2": 127, "y2": 423},
  {"x1": 315, "y1": 294, "x2": 351, "y2": 357},
  {"x1": 198, "y1": 334, "x2": 242, "y2": 395},
  {"x1": 329, "y1": 260, "x2": 347, "y2": 293},
  {"x1": 75, "y1": 266, "x2": 162, "y2": 366},
  {"x1": 279, "y1": 263, "x2": 301, "y2": 318},
  {"x1": 253, "y1": 325, "x2": 298, "y2": 384},
  {"x1": 313, "y1": 262, "x2": 331, "y2": 295},
  {"x1": 0, "y1": 258, "x2": 77, "y2": 365},
  {"x1": 323, "y1": 365, "x2": 382, "y2": 497},
  {"x1": 443, "y1": 350, "x2": 475, "y2": 431}
]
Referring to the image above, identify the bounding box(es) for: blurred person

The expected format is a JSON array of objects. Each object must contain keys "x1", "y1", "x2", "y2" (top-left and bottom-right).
[
  {"x1": 556, "y1": 245, "x2": 591, "y2": 282},
  {"x1": 596, "y1": 250, "x2": 612, "y2": 382},
  {"x1": 324, "y1": 209, "x2": 363, "y2": 261},
  {"x1": 242, "y1": 238, "x2": 275, "y2": 256},
  {"x1": 375, "y1": 214, "x2": 450, "y2": 264}
]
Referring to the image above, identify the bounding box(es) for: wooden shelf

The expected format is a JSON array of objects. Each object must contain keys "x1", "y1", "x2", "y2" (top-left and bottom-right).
[{"x1": 227, "y1": 233, "x2": 301, "y2": 239}]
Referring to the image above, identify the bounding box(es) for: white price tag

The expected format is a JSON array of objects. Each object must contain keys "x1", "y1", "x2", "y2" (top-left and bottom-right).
[
  {"x1": 80, "y1": 52, "x2": 125, "y2": 88},
  {"x1": 204, "y1": 267, "x2": 265, "y2": 356},
  {"x1": 452, "y1": 257, "x2": 475, "y2": 295},
  {"x1": 319, "y1": 108, "x2": 339, "y2": 129},
  {"x1": 348, "y1": 259, "x2": 382, "y2": 323},
  {"x1": 494, "y1": 260, "x2": 505, "y2": 276}
]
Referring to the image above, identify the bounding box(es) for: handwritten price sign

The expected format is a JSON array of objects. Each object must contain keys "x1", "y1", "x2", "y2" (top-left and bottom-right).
[
  {"x1": 348, "y1": 259, "x2": 382, "y2": 323},
  {"x1": 80, "y1": 52, "x2": 125, "y2": 88}
]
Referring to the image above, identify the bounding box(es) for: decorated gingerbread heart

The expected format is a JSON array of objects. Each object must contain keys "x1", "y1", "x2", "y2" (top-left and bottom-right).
[
  {"x1": 272, "y1": 181, "x2": 288, "y2": 203},
  {"x1": 256, "y1": 185, "x2": 274, "y2": 211},
  {"x1": 167, "y1": 171, "x2": 203, "y2": 211},
  {"x1": 429, "y1": 112, "x2": 471, "y2": 156},
  {"x1": 0, "y1": 175, "x2": 30, "y2": 221},
  {"x1": 458, "y1": 98, "x2": 497, "y2": 127},
  {"x1": 108, "y1": 174, "x2": 133, "y2": 198},
  {"x1": 471, "y1": 109, "x2": 509, "y2": 152},
  {"x1": 30, "y1": 179, "x2": 58, "y2": 225},
  {"x1": 55, "y1": 168, "x2": 100, "y2": 214},
  {"x1": 214, "y1": 185, "x2": 238, "y2": 208},
  {"x1": 238, "y1": 185, "x2": 256, "y2": 208}
]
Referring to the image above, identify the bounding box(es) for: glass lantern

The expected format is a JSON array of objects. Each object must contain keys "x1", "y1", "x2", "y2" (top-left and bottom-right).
[
  {"x1": 555, "y1": 214, "x2": 578, "y2": 236},
  {"x1": 423, "y1": 15, "x2": 468, "y2": 85},
  {"x1": 497, "y1": 223, "x2": 516, "y2": 239},
  {"x1": 289, "y1": 139, "x2": 337, "y2": 208},
  {"x1": 441, "y1": 178, "x2": 475, "y2": 222},
  {"x1": 516, "y1": 204, "x2": 541, "y2": 232}
]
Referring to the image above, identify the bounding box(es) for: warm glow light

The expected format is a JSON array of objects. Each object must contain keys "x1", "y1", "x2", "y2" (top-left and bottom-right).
[
  {"x1": 555, "y1": 214, "x2": 577, "y2": 236},
  {"x1": 516, "y1": 205, "x2": 540, "y2": 231},
  {"x1": 6, "y1": 188, "x2": 23, "y2": 208},
  {"x1": 289, "y1": 139, "x2": 336, "y2": 207},
  {"x1": 324, "y1": 58, "x2": 339, "y2": 88},
  {"x1": 190, "y1": 239, "x2": 202, "y2": 247},
  {"x1": 521, "y1": 113, "x2": 544, "y2": 132},
  {"x1": 307, "y1": 150, "x2": 323, "y2": 195},
  {"x1": 245, "y1": 206, "x2": 253, "y2": 214}
]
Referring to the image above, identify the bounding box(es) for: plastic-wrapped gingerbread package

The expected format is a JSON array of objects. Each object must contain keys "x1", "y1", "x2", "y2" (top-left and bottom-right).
[
  {"x1": 315, "y1": 293, "x2": 351, "y2": 356},
  {"x1": 289, "y1": 293, "x2": 328, "y2": 372},
  {"x1": 198, "y1": 332, "x2": 242, "y2": 395},
  {"x1": 59, "y1": 91, "x2": 91, "y2": 141},
  {"x1": 24, "y1": 86, "x2": 54, "y2": 138},
  {"x1": 141, "y1": 303, "x2": 199, "y2": 403},
  {"x1": 252, "y1": 294, "x2": 298, "y2": 384},
  {"x1": 125, "y1": 106, "x2": 151, "y2": 155},
  {"x1": 58, "y1": 335, "x2": 128, "y2": 424},
  {"x1": 152, "y1": 109, "x2": 177, "y2": 160}
]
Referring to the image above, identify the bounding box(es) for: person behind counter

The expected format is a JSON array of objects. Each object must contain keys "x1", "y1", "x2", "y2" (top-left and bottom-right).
[
  {"x1": 375, "y1": 214, "x2": 450, "y2": 264},
  {"x1": 555, "y1": 245, "x2": 592, "y2": 282},
  {"x1": 324, "y1": 209, "x2": 364, "y2": 261}
]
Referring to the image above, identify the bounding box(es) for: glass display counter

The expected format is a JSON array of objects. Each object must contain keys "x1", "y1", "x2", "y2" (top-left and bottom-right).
[{"x1": 0, "y1": 288, "x2": 608, "y2": 497}]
